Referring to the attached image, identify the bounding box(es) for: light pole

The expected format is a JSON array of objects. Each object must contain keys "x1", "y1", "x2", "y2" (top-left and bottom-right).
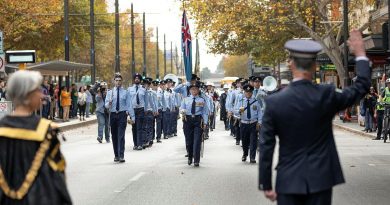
[{"x1": 343, "y1": 0, "x2": 349, "y2": 87}]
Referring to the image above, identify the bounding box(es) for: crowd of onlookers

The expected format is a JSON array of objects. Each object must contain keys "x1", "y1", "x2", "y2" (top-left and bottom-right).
[{"x1": 41, "y1": 82, "x2": 96, "y2": 122}]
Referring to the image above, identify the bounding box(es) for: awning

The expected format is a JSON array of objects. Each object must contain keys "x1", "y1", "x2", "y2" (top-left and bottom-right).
[{"x1": 5, "y1": 60, "x2": 92, "y2": 76}]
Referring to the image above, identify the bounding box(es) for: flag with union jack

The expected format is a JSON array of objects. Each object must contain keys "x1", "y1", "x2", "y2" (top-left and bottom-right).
[{"x1": 181, "y1": 10, "x2": 192, "y2": 81}]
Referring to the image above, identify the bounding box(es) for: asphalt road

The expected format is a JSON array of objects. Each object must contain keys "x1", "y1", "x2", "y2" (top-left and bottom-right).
[{"x1": 61, "y1": 120, "x2": 390, "y2": 205}]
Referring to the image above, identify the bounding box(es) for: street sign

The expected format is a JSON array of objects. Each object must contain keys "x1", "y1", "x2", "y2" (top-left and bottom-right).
[
  {"x1": 0, "y1": 53, "x2": 4, "y2": 72},
  {"x1": 6, "y1": 50, "x2": 36, "y2": 64},
  {"x1": 0, "y1": 31, "x2": 3, "y2": 53}
]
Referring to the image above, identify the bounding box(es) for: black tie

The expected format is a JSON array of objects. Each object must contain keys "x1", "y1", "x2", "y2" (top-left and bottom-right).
[
  {"x1": 116, "y1": 88, "x2": 120, "y2": 111},
  {"x1": 136, "y1": 85, "x2": 140, "y2": 105},
  {"x1": 247, "y1": 99, "x2": 251, "y2": 119},
  {"x1": 191, "y1": 97, "x2": 196, "y2": 115}
]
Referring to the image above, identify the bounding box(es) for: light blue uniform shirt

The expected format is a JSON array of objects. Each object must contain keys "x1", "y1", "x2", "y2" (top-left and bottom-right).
[
  {"x1": 104, "y1": 87, "x2": 134, "y2": 118},
  {"x1": 234, "y1": 96, "x2": 263, "y2": 124},
  {"x1": 128, "y1": 84, "x2": 147, "y2": 109},
  {"x1": 156, "y1": 89, "x2": 165, "y2": 110},
  {"x1": 145, "y1": 89, "x2": 157, "y2": 112},
  {"x1": 180, "y1": 95, "x2": 209, "y2": 124},
  {"x1": 163, "y1": 89, "x2": 174, "y2": 110}
]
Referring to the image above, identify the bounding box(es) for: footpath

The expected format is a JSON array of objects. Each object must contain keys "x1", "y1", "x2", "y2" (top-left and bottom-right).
[
  {"x1": 55, "y1": 115, "x2": 97, "y2": 131},
  {"x1": 333, "y1": 118, "x2": 376, "y2": 138}
]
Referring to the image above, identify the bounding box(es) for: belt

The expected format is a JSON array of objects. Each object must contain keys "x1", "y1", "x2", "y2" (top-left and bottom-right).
[
  {"x1": 240, "y1": 120, "x2": 257, "y2": 124},
  {"x1": 134, "y1": 107, "x2": 144, "y2": 110},
  {"x1": 111, "y1": 111, "x2": 126, "y2": 114},
  {"x1": 186, "y1": 115, "x2": 201, "y2": 118}
]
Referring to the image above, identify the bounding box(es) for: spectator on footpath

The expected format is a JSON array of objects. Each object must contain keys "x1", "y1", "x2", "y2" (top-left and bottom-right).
[
  {"x1": 96, "y1": 82, "x2": 110, "y2": 143},
  {"x1": 49, "y1": 82, "x2": 56, "y2": 120},
  {"x1": 41, "y1": 80, "x2": 51, "y2": 119},
  {"x1": 61, "y1": 86, "x2": 71, "y2": 122},
  {"x1": 363, "y1": 93, "x2": 376, "y2": 133},
  {"x1": 90, "y1": 84, "x2": 97, "y2": 115},
  {"x1": 70, "y1": 84, "x2": 78, "y2": 118},
  {"x1": 0, "y1": 81, "x2": 5, "y2": 100},
  {"x1": 369, "y1": 87, "x2": 378, "y2": 131},
  {"x1": 78, "y1": 86, "x2": 87, "y2": 121},
  {"x1": 85, "y1": 85, "x2": 92, "y2": 118}
]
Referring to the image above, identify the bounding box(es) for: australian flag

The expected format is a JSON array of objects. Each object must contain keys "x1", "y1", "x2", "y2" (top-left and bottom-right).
[{"x1": 181, "y1": 10, "x2": 192, "y2": 81}]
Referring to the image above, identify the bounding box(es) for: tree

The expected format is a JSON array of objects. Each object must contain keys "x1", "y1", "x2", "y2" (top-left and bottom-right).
[
  {"x1": 222, "y1": 55, "x2": 248, "y2": 78},
  {"x1": 185, "y1": 0, "x2": 376, "y2": 87}
]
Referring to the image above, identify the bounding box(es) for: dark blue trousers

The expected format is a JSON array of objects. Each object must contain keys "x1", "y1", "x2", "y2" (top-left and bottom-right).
[
  {"x1": 143, "y1": 111, "x2": 154, "y2": 143},
  {"x1": 132, "y1": 108, "x2": 145, "y2": 147},
  {"x1": 234, "y1": 118, "x2": 241, "y2": 143},
  {"x1": 110, "y1": 111, "x2": 127, "y2": 158},
  {"x1": 240, "y1": 122, "x2": 258, "y2": 160},
  {"x1": 183, "y1": 115, "x2": 202, "y2": 163},
  {"x1": 155, "y1": 109, "x2": 163, "y2": 140},
  {"x1": 162, "y1": 108, "x2": 171, "y2": 137},
  {"x1": 171, "y1": 108, "x2": 178, "y2": 135}
]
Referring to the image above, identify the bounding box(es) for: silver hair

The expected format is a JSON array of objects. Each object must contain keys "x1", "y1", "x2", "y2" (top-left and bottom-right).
[{"x1": 6, "y1": 70, "x2": 43, "y2": 106}]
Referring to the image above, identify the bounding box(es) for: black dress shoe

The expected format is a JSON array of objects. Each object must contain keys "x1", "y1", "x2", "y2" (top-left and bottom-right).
[
  {"x1": 133, "y1": 146, "x2": 137, "y2": 150},
  {"x1": 242, "y1": 156, "x2": 247, "y2": 162},
  {"x1": 114, "y1": 158, "x2": 119, "y2": 162},
  {"x1": 119, "y1": 158, "x2": 125, "y2": 163},
  {"x1": 188, "y1": 158, "x2": 193, "y2": 165},
  {"x1": 136, "y1": 146, "x2": 143, "y2": 150},
  {"x1": 97, "y1": 137, "x2": 102, "y2": 143},
  {"x1": 157, "y1": 139, "x2": 162, "y2": 143},
  {"x1": 372, "y1": 138, "x2": 381, "y2": 140},
  {"x1": 236, "y1": 142, "x2": 240, "y2": 145},
  {"x1": 194, "y1": 162, "x2": 199, "y2": 167},
  {"x1": 185, "y1": 154, "x2": 188, "y2": 157},
  {"x1": 164, "y1": 136, "x2": 168, "y2": 139},
  {"x1": 106, "y1": 138, "x2": 110, "y2": 143},
  {"x1": 174, "y1": 133, "x2": 177, "y2": 136},
  {"x1": 250, "y1": 159, "x2": 256, "y2": 163}
]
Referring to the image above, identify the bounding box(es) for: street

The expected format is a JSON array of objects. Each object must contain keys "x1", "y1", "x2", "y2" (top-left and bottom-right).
[{"x1": 62, "y1": 120, "x2": 390, "y2": 205}]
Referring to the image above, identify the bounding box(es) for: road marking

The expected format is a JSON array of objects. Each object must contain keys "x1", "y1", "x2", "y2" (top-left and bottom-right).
[
  {"x1": 368, "y1": 164, "x2": 376, "y2": 167},
  {"x1": 130, "y1": 172, "x2": 146, "y2": 182}
]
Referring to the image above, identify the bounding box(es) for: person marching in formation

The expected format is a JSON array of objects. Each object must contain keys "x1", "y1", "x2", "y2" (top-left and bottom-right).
[
  {"x1": 227, "y1": 78, "x2": 244, "y2": 145},
  {"x1": 142, "y1": 77, "x2": 158, "y2": 147},
  {"x1": 105, "y1": 73, "x2": 133, "y2": 163},
  {"x1": 171, "y1": 81, "x2": 181, "y2": 137},
  {"x1": 180, "y1": 82, "x2": 209, "y2": 167},
  {"x1": 151, "y1": 79, "x2": 163, "y2": 143},
  {"x1": 259, "y1": 30, "x2": 370, "y2": 205},
  {"x1": 234, "y1": 84, "x2": 263, "y2": 163},
  {"x1": 128, "y1": 73, "x2": 147, "y2": 150}
]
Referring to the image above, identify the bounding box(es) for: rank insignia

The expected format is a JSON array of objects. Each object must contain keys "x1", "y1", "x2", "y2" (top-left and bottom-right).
[{"x1": 253, "y1": 105, "x2": 257, "y2": 110}]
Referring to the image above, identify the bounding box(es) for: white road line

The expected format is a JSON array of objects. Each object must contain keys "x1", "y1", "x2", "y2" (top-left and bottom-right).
[
  {"x1": 130, "y1": 171, "x2": 146, "y2": 182},
  {"x1": 368, "y1": 164, "x2": 376, "y2": 167}
]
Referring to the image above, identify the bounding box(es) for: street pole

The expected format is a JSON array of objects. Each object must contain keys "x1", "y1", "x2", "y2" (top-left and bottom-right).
[
  {"x1": 115, "y1": 0, "x2": 120, "y2": 73},
  {"x1": 143, "y1": 12, "x2": 146, "y2": 77},
  {"x1": 156, "y1": 27, "x2": 159, "y2": 79},
  {"x1": 64, "y1": 0, "x2": 69, "y2": 87},
  {"x1": 90, "y1": 0, "x2": 96, "y2": 84},
  {"x1": 343, "y1": 0, "x2": 349, "y2": 87},
  {"x1": 170, "y1": 41, "x2": 173, "y2": 73},
  {"x1": 131, "y1": 3, "x2": 135, "y2": 77},
  {"x1": 164, "y1": 34, "x2": 166, "y2": 76}
]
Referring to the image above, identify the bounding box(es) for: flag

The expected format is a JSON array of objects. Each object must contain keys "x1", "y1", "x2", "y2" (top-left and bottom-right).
[{"x1": 181, "y1": 10, "x2": 192, "y2": 81}]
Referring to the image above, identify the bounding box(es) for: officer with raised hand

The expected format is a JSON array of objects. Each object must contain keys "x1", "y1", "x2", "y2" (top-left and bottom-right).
[
  {"x1": 180, "y1": 82, "x2": 209, "y2": 167},
  {"x1": 105, "y1": 73, "x2": 133, "y2": 163},
  {"x1": 235, "y1": 84, "x2": 262, "y2": 163},
  {"x1": 174, "y1": 74, "x2": 200, "y2": 97},
  {"x1": 128, "y1": 73, "x2": 147, "y2": 150},
  {"x1": 259, "y1": 30, "x2": 370, "y2": 204}
]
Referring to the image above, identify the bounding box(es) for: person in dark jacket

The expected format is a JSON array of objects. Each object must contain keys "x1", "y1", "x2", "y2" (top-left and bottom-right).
[
  {"x1": 0, "y1": 70, "x2": 72, "y2": 204},
  {"x1": 259, "y1": 30, "x2": 370, "y2": 205},
  {"x1": 219, "y1": 84, "x2": 229, "y2": 130}
]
